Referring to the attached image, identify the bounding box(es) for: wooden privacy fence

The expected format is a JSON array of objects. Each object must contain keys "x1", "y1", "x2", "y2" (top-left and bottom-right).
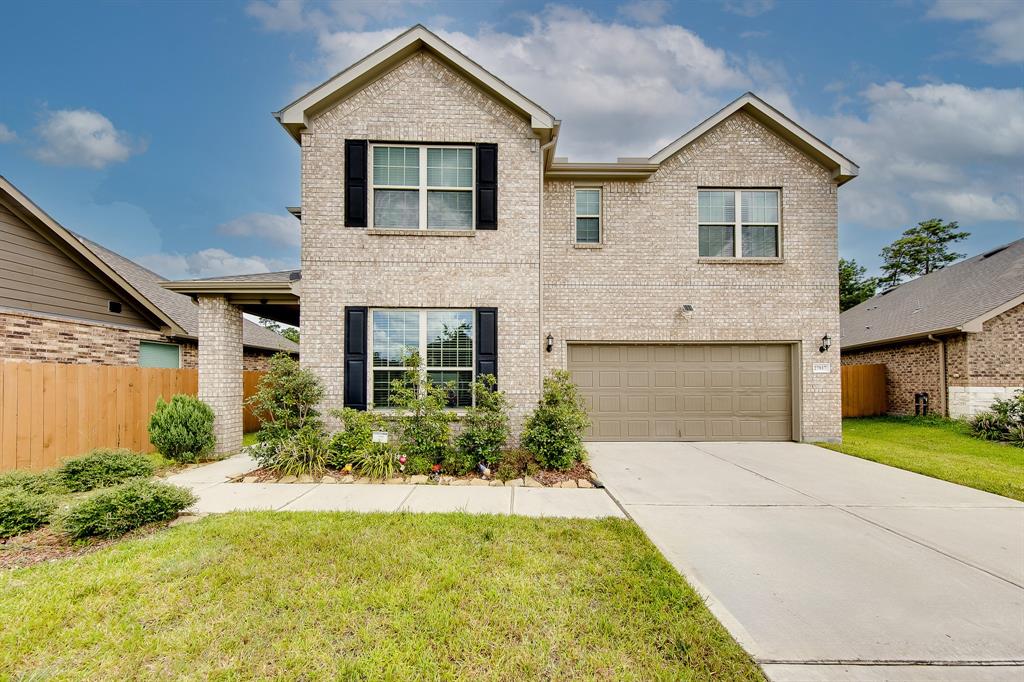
[
  {"x1": 841, "y1": 364, "x2": 887, "y2": 417},
  {"x1": 0, "y1": 360, "x2": 266, "y2": 472}
]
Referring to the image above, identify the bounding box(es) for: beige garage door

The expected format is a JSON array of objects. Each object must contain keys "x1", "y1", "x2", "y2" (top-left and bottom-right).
[{"x1": 568, "y1": 344, "x2": 793, "y2": 441}]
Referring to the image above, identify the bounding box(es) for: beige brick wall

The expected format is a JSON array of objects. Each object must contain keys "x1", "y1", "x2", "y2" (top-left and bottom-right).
[
  {"x1": 966, "y1": 303, "x2": 1024, "y2": 387},
  {"x1": 300, "y1": 50, "x2": 842, "y2": 441},
  {"x1": 197, "y1": 296, "x2": 243, "y2": 454},
  {"x1": 842, "y1": 339, "x2": 945, "y2": 416},
  {"x1": 542, "y1": 112, "x2": 842, "y2": 441}
]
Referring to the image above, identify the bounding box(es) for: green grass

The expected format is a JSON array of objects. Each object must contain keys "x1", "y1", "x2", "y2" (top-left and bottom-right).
[
  {"x1": 242, "y1": 431, "x2": 258, "y2": 447},
  {"x1": 820, "y1": 417, "x2": 1024, "y2": 501},
  {"x1": 0, "y1": 512, "x2": 763, "y2": 681}
]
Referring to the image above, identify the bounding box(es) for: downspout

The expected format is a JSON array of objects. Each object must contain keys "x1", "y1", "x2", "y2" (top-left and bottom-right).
[
  {"x1": 538, "y1": 130, "x2": 559, "y2": 394},
  {"x1": 928, "y1": 334, "x2": 947, "y2": 417}
]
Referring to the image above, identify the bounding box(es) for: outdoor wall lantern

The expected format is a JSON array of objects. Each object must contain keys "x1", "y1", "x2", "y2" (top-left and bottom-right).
[
  {"x1": 545, "y1": 333, "x2": 554, "y2": 353},
  {"x1": 819, "y1": 334, "x2": 832, "y2": 353}
]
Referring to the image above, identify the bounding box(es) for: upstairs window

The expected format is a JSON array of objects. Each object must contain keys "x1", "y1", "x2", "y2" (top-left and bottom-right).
[
  {"x1": 698, "y1": 189, "x2": 780, "y2": 258},
  {"x1": 575, "y1": 188, "x2": 601, "y2": 243},
  {"x1": 371, "y1": 145, "x2": 474, "y2": 230}
]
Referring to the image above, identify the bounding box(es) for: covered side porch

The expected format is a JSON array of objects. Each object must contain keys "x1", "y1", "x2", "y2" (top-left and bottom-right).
[{"x1": 163, "y1": 271, "x2": 301, "y2": 454}]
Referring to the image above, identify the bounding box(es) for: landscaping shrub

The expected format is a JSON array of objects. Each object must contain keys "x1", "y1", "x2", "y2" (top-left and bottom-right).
[
  {"x1": 270, "y1": 427, "x2": 330, "y2": 477},
  {"x1": 389, "y1": 355, "x2": 458, "y2": 471},
  {"x1": 351, "y1": 441, "x2": 397, "y2": 480},
  {"x1": 456, "y1": 374, "x2": 509, "y2": 468},
  {"x1": 61, "y1": 480, "x2": 195, "y2": 539},
  {"x1": 58, "y1": 449, "x2": 155, "y2": 492},
  {"x1": 327, "y1": 407, "x2": 388, "y2": 469},
  {"x1": 0, "y1": 488, "x2": 55, "y2": 540},
  {"x1": 247, "y1": 353, "x2": 324, "y2": 444},
  {"x1": 0, "y1": 469, "x2": 67, "y2": 496},
  {"x1": 493, "y1": 448, "x2": 539, "y2": 482},
  {"x1": 521, "y1": 370, "x2": 590, "y2": 471},
  {"x1": 148, "y1": 394, "x2": 216, "y2": 463},
  {"x1": 969, "y1": 390, "x2": 1024, "y2": 447}
]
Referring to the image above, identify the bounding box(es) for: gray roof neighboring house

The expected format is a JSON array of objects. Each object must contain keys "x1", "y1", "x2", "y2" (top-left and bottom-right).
[
  {"x1": 840, "y1": 238, "x2": 1024, "y2": 351},
  {"x1": 76, "y1": 236, "x2": 298, "y2": 354}
]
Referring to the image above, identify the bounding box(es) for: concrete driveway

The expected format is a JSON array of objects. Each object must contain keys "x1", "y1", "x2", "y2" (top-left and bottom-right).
[{"x1": 588, "y1": 441, "x2": 1024, "y2": 682}]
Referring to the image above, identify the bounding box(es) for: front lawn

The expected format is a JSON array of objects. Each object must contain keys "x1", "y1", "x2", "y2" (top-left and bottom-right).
[
  {"x1": 820, "y1": 417, "x2": 1024, "y2": 501},
  {"x1": 0, "y1": 512, "x2": 763, "y2": 681}
]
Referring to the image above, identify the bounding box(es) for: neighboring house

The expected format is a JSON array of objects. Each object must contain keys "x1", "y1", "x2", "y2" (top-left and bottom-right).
[
  {"x1": 0, "y1": 177, "x2": 297, "y2": 370},
  {"x1": 165, "y1": 25, "x2": 858, "y2": 453},
  {"x1": 841, "y1": 239, "x2": 1024, "y2": 418}
]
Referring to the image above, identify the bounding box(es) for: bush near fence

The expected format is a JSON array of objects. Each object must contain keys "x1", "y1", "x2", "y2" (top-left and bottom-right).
[{"x1": 0, "y1": 360, "x2": 264, "y2": 471}]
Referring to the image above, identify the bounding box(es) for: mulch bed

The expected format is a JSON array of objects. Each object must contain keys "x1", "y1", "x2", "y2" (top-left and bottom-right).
[{"x1": 1, "y1": 521, "x2": 171, "y2": 571}]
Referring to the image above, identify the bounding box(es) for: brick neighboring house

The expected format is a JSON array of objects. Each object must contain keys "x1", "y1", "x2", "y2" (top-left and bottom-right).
[
  {"x1": 165, "y1": 25, "x2": 859, "y2": 453},
  {"x1": 0, "y1": 177, "x2": 298, "y2": 369},
  {"x1": 841, "y1": 239, "x2": 1024, "y2": 418}
]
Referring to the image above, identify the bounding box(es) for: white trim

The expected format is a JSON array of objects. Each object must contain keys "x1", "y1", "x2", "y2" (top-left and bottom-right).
[
  {"x1": 698, "y1": 189, "x2": 780, "y2": 259},
  {"x1": 574, "y1": 186, "x2": 602, "y2": 244},
  {"x1": 368, "y1": 144, "x2": 475, "y2": 231},
  {"x1": 275, "y1": 25, "x2": 555, "y2": 141},
  {"x1": 649, "y1": 93, "x2": 858, "y2": 184},
  {"x1": 367, "y1": 308, "x2": 476, "y2": 409}
]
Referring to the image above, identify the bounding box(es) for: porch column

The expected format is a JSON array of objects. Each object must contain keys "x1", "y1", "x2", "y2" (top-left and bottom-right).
[{"x1": 198, "y1": 295, "x2": 243, "y2": 455}]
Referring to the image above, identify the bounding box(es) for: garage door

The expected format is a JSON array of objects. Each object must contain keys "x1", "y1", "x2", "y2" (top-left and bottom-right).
[{"x1": 568, "y1": 344, "x2": 792, "y2": 441}]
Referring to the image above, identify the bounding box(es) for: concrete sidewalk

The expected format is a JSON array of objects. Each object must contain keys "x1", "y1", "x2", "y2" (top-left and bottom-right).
[{"x1": 165, "y1": 453, "x2": 625, "y2": 519}]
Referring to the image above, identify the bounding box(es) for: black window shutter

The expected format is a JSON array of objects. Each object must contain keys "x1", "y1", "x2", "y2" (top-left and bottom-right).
[
  {"x1": 476, "y1": 143, "x2": 497, "y2": 229},
  {"x1": 476, "y1": 307, "x2": 497, "y2": 386},
  {"x1": 344, "y1": 306, "x2": 368, "y2": 410},
  {"x1": 344, "y1": 140, "x2": 368, "y2": 228}
]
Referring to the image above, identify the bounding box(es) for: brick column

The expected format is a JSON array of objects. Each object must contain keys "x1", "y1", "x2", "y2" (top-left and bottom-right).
[{"x1": 198, "y1": 295, "x2": 243, "y2": 455}]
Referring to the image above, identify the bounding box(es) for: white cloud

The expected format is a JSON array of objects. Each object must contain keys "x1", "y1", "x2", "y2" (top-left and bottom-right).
[
  {"x1": 216, "y1": 212, "x2": 300, "y2": 246},
  {"x1": 33, "y1": 109, "x2": 143, "y2": 169},
  {"x1": 819, "y1": 81, "x2": 1023, "y2": 227},
  {"x1": 618, "y1": 0, "x2": 670, "y2": 25},
  {"x1": 723, "y1": 0, "x2": 775, "y2": 18},
  {"x1": 928, "y1": 0, "x2": 1024, "y2": 63},
  {"x1": 138, "y1": 248, "x2": 293, "y2": 280},
  {"x1": 0, "y1": 123, "x2": 15, "y2": 143}
]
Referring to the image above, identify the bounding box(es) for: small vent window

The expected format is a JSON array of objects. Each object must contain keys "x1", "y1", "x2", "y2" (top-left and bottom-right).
[{"x1": 108, "y1": 301, "x2": 123, "y2": 314}]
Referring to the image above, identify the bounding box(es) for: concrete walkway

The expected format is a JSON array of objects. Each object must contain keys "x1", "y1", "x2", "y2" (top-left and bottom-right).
[
  {"x1": 165, "y1": 453, "x2": 625, "y2": 519},
  {"x1": 588, "y1": 441, "x2": 1024, "y2": 682}
]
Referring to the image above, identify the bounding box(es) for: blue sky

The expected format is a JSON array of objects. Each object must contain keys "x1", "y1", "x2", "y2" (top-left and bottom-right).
[{"x1": 0, "y1": 0, "x2": 1021, "y2": 279}]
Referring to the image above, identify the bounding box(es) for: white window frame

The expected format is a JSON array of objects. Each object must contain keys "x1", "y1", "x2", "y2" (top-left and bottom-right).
[
  {"x1": 368, "y1": 308, "x2": 476, "y2": 410},
  {"x1": 574, "y1": 186, "x2": 602, "y2": 244},
  {"x1": 368, "y1": 144, "x2": 476, "y2": 230},
  {"x1": 698, "y1": 188, "x2": 781, "y2": 258}
]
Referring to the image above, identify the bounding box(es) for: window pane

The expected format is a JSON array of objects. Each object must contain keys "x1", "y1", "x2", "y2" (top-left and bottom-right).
[
  {"x1": 741, "y1": 191, "x2": 778, "y2": 223},
  {"x1": 427, "y1": 190, "x2": 473, "y2": 229},
  {"x1": 139, "y1": 341, "x2": 180, "y2": 368},
  {"x1": 742, "y1": 225, "x2": 778, "y2": 257},
  {"x1": 428, "y1": 370, "x2": 473, "y2": 408},
  {"x1": 576, "y1": 217, "x2": 600, "y2": 243},
  {"x1": 372, "y1": 310, "x2": 419, "y2": 367},
  {"x1": 576, "y1": 189, "x2": 600, "y2": 216},
  {"x1": 372, "y1": 370, "x2": 407, "y2": 408},
  {"x1": 373, "y1": 146, "x2": 419, "y2": 186},
  {"x1": 427, "y1": 148, "x2": 473, "y2": 188},
  {"x1": 699, "y1": 224, "x2": 734, "y2": 257},
  {"x1": 373, "y1": 189, "x2": 419, "y2": 228},
  {"x1": 426, "y1": 310, "x2": 474, "y2": 368},
  {"x1": 698, "y1": 190, "x2": 735, "y2": 223}
]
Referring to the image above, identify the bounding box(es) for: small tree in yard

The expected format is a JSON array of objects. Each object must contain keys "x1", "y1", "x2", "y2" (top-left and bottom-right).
[
  {"x1": 522, "y1": 370, "x2": 590, "y2": 471},
  {"x1": 148, "y1": 395, "x2": 216, "y2": 463},
  {"x1": 247, "y1": 353, "x2": 324, "y2": 445},
  {"x1": 390, "y1": 354, "x2": 458, "y2": 474},
  {"x1": 456, "y1": 374, "x2": 509, "y2": 468}
]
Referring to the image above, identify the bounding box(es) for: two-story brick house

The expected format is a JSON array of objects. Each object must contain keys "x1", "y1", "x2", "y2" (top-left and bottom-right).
[{"x1": 166, "y1": 26, "x2": 858, "y2": 453}]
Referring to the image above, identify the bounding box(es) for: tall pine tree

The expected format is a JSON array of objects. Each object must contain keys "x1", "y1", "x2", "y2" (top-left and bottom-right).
[
  {"x1": 879, "y1": 219, "x2": 969, "y2": 288},
  {"x1": 838, "y1": 258, "x2": 878, "y2": 311}
]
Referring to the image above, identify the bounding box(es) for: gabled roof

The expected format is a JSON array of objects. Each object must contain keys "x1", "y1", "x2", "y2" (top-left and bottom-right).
[
  {"x1": 840, "y1": 238, "x2": 1024, "y2": 350},
  {"x1": 0, "y1": 176, "x2": 185, "y2": 335},
  {"x1": 80, "y1": 238, "x2": 299, "y2": 354},
  {"x1": 649, "y1": 93, "x2": 859, "y2": 184},
  {"x1": 274, "y1": 24, "x2": 558, "y2": 143}
]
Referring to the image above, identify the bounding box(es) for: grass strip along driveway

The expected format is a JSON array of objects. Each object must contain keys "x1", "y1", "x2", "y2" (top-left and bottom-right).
[
  {"x1": 821, "y1": 417, "x2": 1024, "y2": 502},
  {"x1": 1, "y1": 512, "x2": 763, "y2": 681}
]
